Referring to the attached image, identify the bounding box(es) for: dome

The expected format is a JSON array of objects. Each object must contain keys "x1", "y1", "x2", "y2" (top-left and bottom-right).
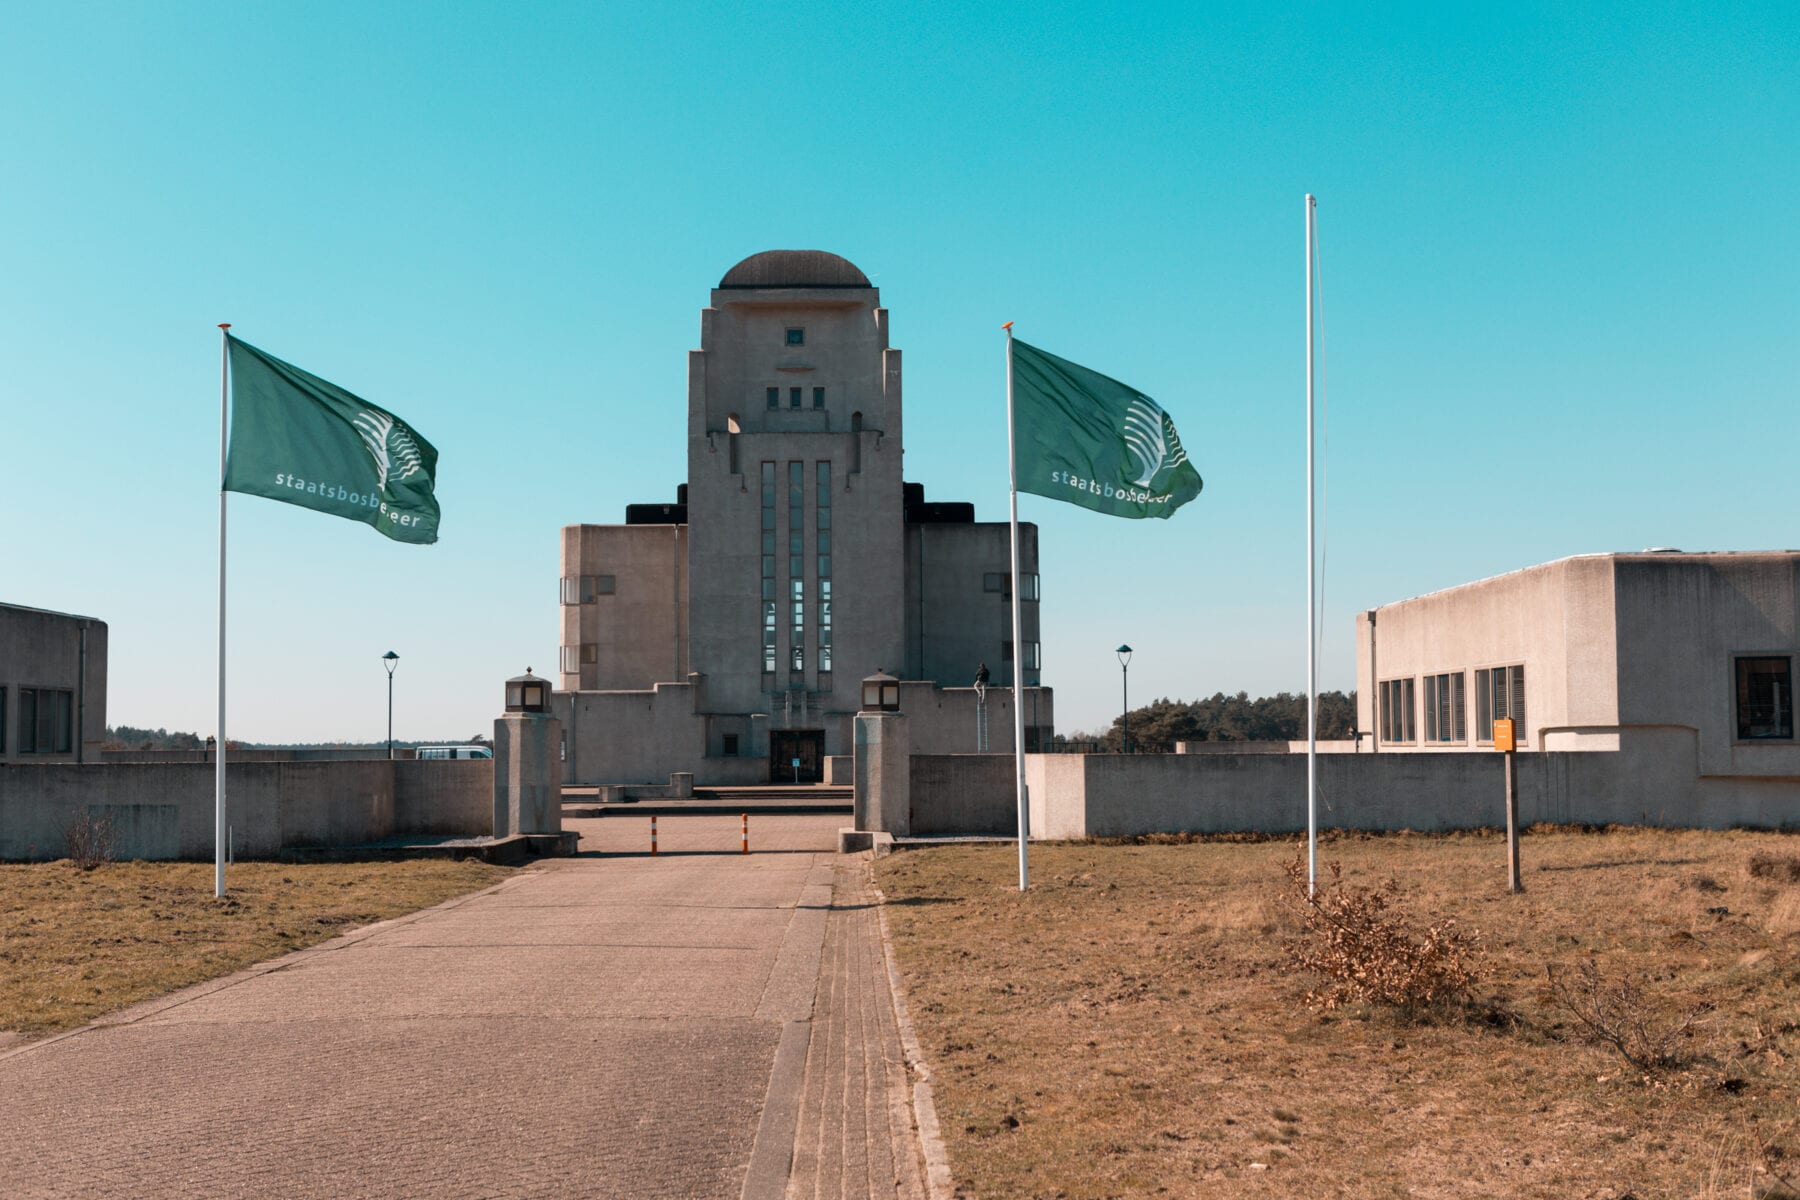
[{"x1": 719, "y1": 250, "x2": 870, "y2": 289}]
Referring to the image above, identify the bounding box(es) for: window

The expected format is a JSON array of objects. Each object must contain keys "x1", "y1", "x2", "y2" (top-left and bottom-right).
[
  {"x1": 766, "y1": 387, "x2": 779, "y2": 410},
  {"x1": 789, "y1": 387, "x2": 802, "y2": 409},
  {"x1": 762, "y1": 462, "x2": 777, "y2": 672},
  {"x1": 1380, "y1": 678, "x2": 1415, "y2": 744},
  {"x1": 0, "y1": 687, "x2": 5, "y2": 753},
  {"x1": 983, "y1": 572, "x2": 1040, "y2": 600},
  {"x1": 817, "y1": 463, "x2": 832, "y2": 672},
  {"x1": 1735, "y1": 656, "x2": 1793, "y2": 740},
  {"x1": 1475, "y1": 665, "x2": 1526, "y2": 744},
  {"x1": 1002, "y1": 641, "x2": 1041, "y2": 670},
  {"x1": 559, "y1": 644, "x2": 597, "y2": 674},
  {"x1": 560, "y1": 575, "x2": 615, "y2": 605},
  {"x1": 19, "y1": 687, "x2": 73, "y2": 754},
  {"x1": 723, "y1": 733, "x2": 739, "y2": 757},
  {"x1": 786, "y1": 328, "x2": 804, "y2": 346},
  {"x1": 812, "y1": 387, "x2": 825, "y2": 409},
  {"x1": 1422, "y1": 672, "x2": 1466, "y2": 743}
]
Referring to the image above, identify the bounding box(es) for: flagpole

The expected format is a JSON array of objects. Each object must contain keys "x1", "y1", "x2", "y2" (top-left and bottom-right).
[
  {"x1": 216, "y1": 323, "x2": 231, "y2": 899},
  {"x1": 1003, "y1": 321, "x2": 1029, "y2": 892},
  {"x1": 1304, "y1": 195, "x2": 1317, "y2": 898}
]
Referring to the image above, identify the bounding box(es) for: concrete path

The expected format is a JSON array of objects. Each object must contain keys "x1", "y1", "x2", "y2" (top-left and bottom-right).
[{"x1": 0, "y1": 814, "x2": 931, "y2": 1199}]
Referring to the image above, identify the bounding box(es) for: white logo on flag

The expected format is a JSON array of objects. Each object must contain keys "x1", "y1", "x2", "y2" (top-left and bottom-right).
[
  {"x1": 352, "y1": 410, "x2": 425, "y2": 493},
  {"x1": 1123, "y1": 397, "x2": 1189, "y2": 488}
]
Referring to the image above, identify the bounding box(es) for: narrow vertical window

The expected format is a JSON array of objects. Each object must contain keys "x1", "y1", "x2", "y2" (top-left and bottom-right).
[
  {"x1": 761, "y1": 462, "x2": 776, "y2": 673},
  {"x1": 813, "y1": 387, "x2": 825, "y2": 409},
  {"x1": 817, "y1": 461, "x2": 832, "y2": 674},
  {"x1": 789, "y1": 461, "x2": 805, "y2": 671},
  {"x1": 790, "y1": 387, "x2": 802, "y2": 409},
  {"x1": 766, "y1": 387, "x2": 779, "y2": 410}
]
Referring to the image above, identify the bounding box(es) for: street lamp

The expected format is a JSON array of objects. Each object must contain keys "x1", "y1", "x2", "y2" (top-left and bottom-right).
[
  {"x1": 1116, "y1": 644, "x2": 1133, "y2": 754},
  {"x1": 382, "y1": 651, "x2": 400, "y2": 759}
]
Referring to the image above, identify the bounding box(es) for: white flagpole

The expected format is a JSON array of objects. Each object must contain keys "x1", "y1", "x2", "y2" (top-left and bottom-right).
[
  {"x1": 216, "y1": 323, "x2": 231, "y2": 899},
  {"x1": 1304, "y1": 195, "x2": 1317, "y2": 897},
  {"x1": 1003, "y1": 321, "x2": 1029, "y2": 892}
]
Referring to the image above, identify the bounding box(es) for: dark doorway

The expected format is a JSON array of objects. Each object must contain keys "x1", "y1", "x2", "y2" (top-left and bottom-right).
[{"x1": 769, "y1": 729, "x2": 825, "y2": 783}]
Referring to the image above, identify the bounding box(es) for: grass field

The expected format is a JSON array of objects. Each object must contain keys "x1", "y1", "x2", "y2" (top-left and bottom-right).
[
  {"x1": 876, "y1": 828, "x2": 1800, "y2": 1199},
  {"x1": 0, "y1": 859, "x2": 515, "y2": 1037}
]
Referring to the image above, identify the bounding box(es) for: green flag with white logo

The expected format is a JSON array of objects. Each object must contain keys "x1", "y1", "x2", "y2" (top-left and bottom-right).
[
  {"x1": 1011, "y1": 338, "x2": 1203, "y2": 519},
  {"x1": 223, "y1": 336, "x2": 440, "y2": 544}
]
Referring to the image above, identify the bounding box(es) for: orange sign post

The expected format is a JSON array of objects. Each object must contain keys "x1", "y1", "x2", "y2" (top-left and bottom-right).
[{"x1": 1494, "y1": 718, "x2": 1522, "y2": 892}]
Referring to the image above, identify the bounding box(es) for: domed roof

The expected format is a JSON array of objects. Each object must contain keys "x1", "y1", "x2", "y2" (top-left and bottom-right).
[{"x1": 719, "y1": 250, "x2": 870, "y2": 289}]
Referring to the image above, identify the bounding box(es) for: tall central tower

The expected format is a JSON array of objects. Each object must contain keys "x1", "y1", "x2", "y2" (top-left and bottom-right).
[{"x1": 685, "y1": 250, "x2": 907, "y2": 723}]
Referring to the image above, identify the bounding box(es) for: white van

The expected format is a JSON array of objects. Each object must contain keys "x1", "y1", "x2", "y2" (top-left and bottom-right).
[{"x1": 415, "y1": 745, "x2": 494, "y2": 760}]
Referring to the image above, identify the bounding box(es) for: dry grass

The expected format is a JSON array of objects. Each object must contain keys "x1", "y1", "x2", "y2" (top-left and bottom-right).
[
  {"x1": 0, "y1": 859, "x2": 514, "y2": 1036},
  {"x1": 876, "y1": 828, "x2": 1800, "y2": 1199}
]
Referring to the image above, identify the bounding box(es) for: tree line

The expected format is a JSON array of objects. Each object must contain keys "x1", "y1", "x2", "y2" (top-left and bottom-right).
[{"x1": 1066, "y1": 690, "x2": 1358, "y2": 752}]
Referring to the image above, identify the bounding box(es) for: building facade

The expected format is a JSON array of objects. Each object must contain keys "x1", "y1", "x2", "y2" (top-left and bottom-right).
[
  {"x1": 556, "y1": 251, "x2": 1052, "y2": 785},
  {"x1": 0, "y1": 602, "x2": 108, "y2": 764},
  {"x1": 1355, "y1": 552, "x2": 1800, "y2": 812}
]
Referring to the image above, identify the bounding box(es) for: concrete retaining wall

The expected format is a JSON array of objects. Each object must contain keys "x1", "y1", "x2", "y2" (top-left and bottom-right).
[
  {"x1": 0, "y1": 759, "x2": 491, "y2": 860},
  {"x1": 908, "y1": 754, "x2": 1018, "y2": 835}
]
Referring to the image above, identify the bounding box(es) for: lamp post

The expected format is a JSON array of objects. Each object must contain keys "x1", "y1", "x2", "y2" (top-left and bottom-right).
[
  {"x1": 382, "y1": 651, "x2": 399, "y2": 759},
  {"x1": 1116, "y1": 644, "x2": 1133, "y2": 753}
]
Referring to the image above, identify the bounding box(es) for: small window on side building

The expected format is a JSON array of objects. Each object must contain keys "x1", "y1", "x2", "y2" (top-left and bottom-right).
[
  {"x1": 1735, "y1": 656, "x2": 1793, "y2": 740},
  {"x1": 722, "y1": 733, "x2": 739, "y2": 757},
  {"x1": 786, "y1": 328, "x2": 804, "y2": 346}
]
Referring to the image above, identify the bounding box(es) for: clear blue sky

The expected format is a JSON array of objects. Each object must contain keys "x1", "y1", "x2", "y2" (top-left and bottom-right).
[{"x1": 3, "y1": 2, "x2": 1795, "y2": 741}]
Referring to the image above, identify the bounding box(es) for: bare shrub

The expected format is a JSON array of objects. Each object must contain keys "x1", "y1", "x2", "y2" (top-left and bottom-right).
[
  {"x1": 1748, "y1": 852, "x2": 1800, "y2": 884},
  {"x1": 1545, "y1": 958, "x2": 1714, "y2": 1070},
  {"x1": 64, "y1": 812, "x2": 116, "y2": 871},
  {"x1": 1282, "y1": 849, "x2": 1481, "y2": 1011}
]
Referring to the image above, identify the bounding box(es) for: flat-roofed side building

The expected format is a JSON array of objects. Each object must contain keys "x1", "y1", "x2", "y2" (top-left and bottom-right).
[
  {"x1": 0, "y1": 602, "x2": 108, "y2": 763},
  {"x1": 1356, "y1": 551, "x2": 1800, "y2": 781}
]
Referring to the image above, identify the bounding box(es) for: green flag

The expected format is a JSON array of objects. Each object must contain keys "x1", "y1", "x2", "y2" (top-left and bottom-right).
[
  {"x1": 1011, "y1": 338, "x2": 1203, "y2": 519},
  {"x1": 223, "y1": 336, "x2": 440, "y2": 544}
]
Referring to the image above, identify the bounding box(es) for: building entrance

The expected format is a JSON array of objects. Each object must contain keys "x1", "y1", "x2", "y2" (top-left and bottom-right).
[{"x1": 769, "y1": 730, "x2": 825, "y2": 783}]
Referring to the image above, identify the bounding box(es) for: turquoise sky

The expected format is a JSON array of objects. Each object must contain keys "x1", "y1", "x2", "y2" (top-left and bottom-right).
[{"x1": 3, "y1": 2, "x2": 1795, "y2": 741}]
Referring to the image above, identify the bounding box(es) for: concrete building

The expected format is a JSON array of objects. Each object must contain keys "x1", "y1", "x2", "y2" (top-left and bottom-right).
[
  {"x1": 556, "y1": 251, "x2": 1052, "y2": 785},
  {"x1": 1355, "y1": 551, "x2": 1800, "y2": 805},
  {"x1": 0, "y1": 602, "x2": 108, "y2": 764}
]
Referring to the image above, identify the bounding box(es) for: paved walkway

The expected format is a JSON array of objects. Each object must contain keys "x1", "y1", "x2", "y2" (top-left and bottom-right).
[{"x1": 0, "y1": 814, "x2": 931, "y2": 1199}]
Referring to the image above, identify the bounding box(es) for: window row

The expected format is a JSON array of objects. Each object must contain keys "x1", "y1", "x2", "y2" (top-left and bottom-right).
[
  {"x1": 560, "y1": 575, "x2": 616, "y2": 605},
  {"x1": 766, "y1": 386, "x2": 827, "y2": 410},
  {"x1": 560, "y1": 644, "x2": 599, "y2": 673},
  {"x1": 1, "y1": 686, "x2": 74, "y2": 755},
  {"x1": 1379, "y1": 665, "x2": 1524, "y2": 745}
]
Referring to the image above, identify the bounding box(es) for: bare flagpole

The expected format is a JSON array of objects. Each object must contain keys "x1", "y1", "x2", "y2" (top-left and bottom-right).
[
  {"x1": 1003, "y1": 321, "x2": 1029, "y2": 891},
  {"x1": 1304, "y1": 196, "x2": 1318, "y2": 897},
  {"x1": 216, "y1": 323, "x2": 231, "y2": 899}
]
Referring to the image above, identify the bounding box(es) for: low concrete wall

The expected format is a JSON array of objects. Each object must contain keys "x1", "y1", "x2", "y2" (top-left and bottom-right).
[
  {"x1": 1021, "y1": 741, "x2": 1800, "y2": 839},
  {"x1": 0, "y1": 760, "x2": 491, "y2": 860},
  {"x1": 100, "y1": 748, "x2": 420, "y2": 763},
  {"x1": 825, "y1": 755, "x2": 854, "y2": 785},
  {"x1": 908, "y1": 755, "x2": 1018, "y2": 835}
]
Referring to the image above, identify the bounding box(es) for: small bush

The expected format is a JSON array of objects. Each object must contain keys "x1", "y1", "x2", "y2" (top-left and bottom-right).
[
  {"x1": 1748, "y1": 853, "x2": 1800, "y2": 884},
  {"x1": 1545, "y1": 958, "x2": 1714, "y2": 1070},
  {"x1": 64, "y1": 812, "x2": 116, "y2": 871},
  {"x1": 1282, "y1": 849, "x2": 1481, "y2": 1011}
]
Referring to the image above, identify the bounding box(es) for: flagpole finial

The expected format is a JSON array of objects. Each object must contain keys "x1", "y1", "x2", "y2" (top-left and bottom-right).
[
  {"x1": 218, "y1": 323, "x2": 231, "y2": 330},
  {"x1": 1001, "y1": 321, "x2": 1013, "y2": 330}
]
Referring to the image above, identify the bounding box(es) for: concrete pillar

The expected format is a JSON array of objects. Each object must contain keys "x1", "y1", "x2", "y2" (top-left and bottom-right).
[
  {"x1": 853, "y1": 710, "x2": 910, "y2": 837},
  {"x1": 494, "y1": 712, "x2": 563, "y2": 836}
]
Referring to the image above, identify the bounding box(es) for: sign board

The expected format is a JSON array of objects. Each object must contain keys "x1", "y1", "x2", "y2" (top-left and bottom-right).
[
  {"x1": 1493, "y1": 718, "x2": 1515, "y2": 753},
  {"x1": 791, "y1": 757, "x2": 801, "y2": 769}
]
